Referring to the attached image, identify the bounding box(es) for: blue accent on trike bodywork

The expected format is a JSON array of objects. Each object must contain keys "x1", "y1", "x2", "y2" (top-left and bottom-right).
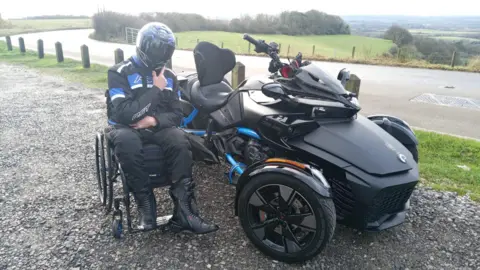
[
  {"x1": 237, "y1": 127, "x2": 261, "y2": 140},
  {"x1": 183, "y1": 129, "x2": 207, "y2": 136},
  {"x1": 178, "y1": 103, "x2": 261, "y2": 185},
  {"x1": 181, "y1": 108, "x2": 198, "y2": 127},
  {"x1": 226, "y1": 153, "x2": 246, "y2": 184}
]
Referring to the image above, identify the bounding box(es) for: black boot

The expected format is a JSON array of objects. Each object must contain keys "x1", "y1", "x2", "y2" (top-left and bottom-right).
[
  {"x1": 133, "y1": 188, "x2": 157, "y2": 231},
  {"x1": 168, "y1": 178, "x2": 219, "y2": 234}
]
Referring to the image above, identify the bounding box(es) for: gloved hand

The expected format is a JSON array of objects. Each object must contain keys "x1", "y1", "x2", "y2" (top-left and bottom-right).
[
  {"x1": 130, "y1": 116, "x2": 157, "y2": 129},
  {"x1": 152, "y1": 67, "x2": 167, "y2": 90}
]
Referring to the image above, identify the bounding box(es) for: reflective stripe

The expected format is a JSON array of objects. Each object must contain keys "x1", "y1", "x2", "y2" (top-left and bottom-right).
[
  {"x1": 111, "y1": 94, "x2": 125, "y2": 101},
  {"x1": 117, "y1": 61, "x2": 132, "y2": 73},
  {"x1": 131, "y1": 84, "x2": 153, "y2": 89},
  {"x1": 109, "y1": 88, "x2": 124, "y2": 96}
]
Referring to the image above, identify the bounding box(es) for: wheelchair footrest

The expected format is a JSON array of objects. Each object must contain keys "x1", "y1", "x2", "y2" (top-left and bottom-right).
[
  {"x1": 135, "y1": 215, "x2": 173, "y2": 231},
  {"x1": 156, "y1": 215, "x2": 173, "y2": 226}
]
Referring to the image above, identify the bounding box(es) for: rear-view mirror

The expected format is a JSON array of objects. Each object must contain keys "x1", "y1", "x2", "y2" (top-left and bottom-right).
[
  {"x1": 261, "y1": 83, "x2": 285, "y2": 99},
  {"x1": 337, "y1": 68, "x2": 350, "y2": 87}
]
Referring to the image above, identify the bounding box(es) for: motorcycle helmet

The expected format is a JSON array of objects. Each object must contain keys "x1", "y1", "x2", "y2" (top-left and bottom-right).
[{"x1": 135, "y1": 22, "x2": 176, "y2": 70}]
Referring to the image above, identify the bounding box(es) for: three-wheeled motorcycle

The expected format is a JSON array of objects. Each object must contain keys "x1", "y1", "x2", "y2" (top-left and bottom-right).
[{"x1": 171, "y1": 34, "x2": 420, "y2": 263}]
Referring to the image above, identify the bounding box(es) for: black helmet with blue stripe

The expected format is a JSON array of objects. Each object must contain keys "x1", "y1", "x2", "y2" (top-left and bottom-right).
[{"x1": 135, "y1": 22, "x2": 176, "y2": 70}]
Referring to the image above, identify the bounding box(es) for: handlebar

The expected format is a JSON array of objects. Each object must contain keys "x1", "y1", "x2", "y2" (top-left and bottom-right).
[
  {"x1": 243, "y1": 34, "x2": 260, "y2": 48},
  {"x1": 243, "y1": 34, "x2": 308, "y2": 77}
]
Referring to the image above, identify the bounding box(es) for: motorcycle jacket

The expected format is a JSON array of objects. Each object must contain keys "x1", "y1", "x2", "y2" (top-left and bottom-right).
[{"x1": 106, "y1": 56, "x2": 182, "y2": 130}]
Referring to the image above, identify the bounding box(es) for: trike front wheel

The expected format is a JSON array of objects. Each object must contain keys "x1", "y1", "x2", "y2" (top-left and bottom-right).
[{"x1": 237, "y1": 173, "x2": 336, "y2": 263}]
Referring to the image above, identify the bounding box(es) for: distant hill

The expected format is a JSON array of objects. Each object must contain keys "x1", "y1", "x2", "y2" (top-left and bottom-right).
[
  {"x1": 342, "y1": 15, "x2": 480, "y2": 38},
  {"x1": 15, "y1": 15, "x2": 90, "y2": 20}
]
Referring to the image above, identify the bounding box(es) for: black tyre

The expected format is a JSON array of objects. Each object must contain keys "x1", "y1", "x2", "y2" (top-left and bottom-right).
[
  {"x1": 105, "y1": 141, "x2": 114, "y2": 213},
  {"x1": 237, "y1": 173, "x2": 336, "y2": 263},
  {"x1": 405, "y1": 144, "x2": 419, "y2": 163},
  {"x1": 95, "y1": 133, "x2": 107, "y2": 205}
]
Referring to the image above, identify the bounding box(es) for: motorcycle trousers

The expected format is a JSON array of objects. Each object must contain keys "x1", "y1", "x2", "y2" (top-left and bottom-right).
[{"x1": 107, "y1": 125, "x2": 193, "y2": 192}]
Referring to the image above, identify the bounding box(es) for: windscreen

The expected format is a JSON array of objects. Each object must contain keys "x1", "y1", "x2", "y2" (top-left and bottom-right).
[{"x1": 295, "y1": 64, "x2": 348, "y2": 96}]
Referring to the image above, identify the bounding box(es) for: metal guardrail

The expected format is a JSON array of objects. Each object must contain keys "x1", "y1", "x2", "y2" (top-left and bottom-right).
[{"x1": 125, "y1": 27, "x2": 139, "y2": 44}]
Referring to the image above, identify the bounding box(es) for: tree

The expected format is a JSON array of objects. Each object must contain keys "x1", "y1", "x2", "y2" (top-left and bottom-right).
[{"x1": 384, "y1": 25, "x2": 413, "y2": 46}]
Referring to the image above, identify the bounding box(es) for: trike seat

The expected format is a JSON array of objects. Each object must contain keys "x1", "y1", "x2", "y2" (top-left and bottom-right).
[
  {"x1": 190, "y1": 79, "x2": 233, "y2": 113},
  {"x1": 188, "y1": 41, "x2": 236, "y2": 113}
]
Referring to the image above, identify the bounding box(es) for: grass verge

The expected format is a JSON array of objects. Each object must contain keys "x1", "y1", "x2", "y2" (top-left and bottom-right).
[
  {"x1": 415, "y1": 130, "x2": 480, "y2": 202},
  {"x1": 0, "y1": 19, "x2": 92, "y2": 37},
  {"x1": 0, "y1": 41, "x2": 107, "y2": 89},
  {"x1": 1, "y1": 40, "x2": 479, "y2": 202}
]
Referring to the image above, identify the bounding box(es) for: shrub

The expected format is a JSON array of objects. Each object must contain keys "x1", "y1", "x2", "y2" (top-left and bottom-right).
[
  {"x1": 91, "y1": 11, "x2": 147, "y2": 41},
  {"x1": 468, "y1": 56, "x2": 480, "y2": 71},
  {"x1": 90, "y1": 9, "x2": 351, "y2": 42}
]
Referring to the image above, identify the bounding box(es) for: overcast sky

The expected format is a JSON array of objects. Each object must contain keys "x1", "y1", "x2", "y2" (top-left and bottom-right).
[{"x1": 2, "y1": 0, "x2": 478, "y2": 19}]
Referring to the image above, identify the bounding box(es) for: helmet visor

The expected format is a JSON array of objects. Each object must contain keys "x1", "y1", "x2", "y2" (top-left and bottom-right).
[{"x1": 145, "y1": 43, "x2": 175, "y2": 70}]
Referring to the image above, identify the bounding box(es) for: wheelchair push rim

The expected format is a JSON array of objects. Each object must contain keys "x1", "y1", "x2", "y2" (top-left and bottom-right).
[
  {"x1": 104, "y1": 140, "x2": 114, "y2": 213},
  {"x1": 95, "y1": 133, "x2": 107, "y2": 205}
]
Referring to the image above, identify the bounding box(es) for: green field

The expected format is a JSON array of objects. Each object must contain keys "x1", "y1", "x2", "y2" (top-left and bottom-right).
[
  {"x1": 0, "y1": 19, "x2": 92, "y2": 36},
  {"x1": 409, "y1": 29, "x2": 480, "y2": 38},
  {"x1": 174, "y1": 31, "x2": 394, "y2": 59},
  {"x1": 1, "y1": 40, "x2": 479, "y2": 201},
  {"x1": 436, "y1": 36, "x2": 480, "y2": 42}
]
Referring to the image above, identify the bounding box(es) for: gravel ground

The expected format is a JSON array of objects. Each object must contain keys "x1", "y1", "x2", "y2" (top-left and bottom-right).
[{"x1": 0, "y1": 62, "x2": 479, "y2": 270}]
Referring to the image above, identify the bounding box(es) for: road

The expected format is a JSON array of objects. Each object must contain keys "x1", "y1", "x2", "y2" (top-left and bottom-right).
[{"x1": 3, "y1": 29, "x2": 480, "y2": 139}]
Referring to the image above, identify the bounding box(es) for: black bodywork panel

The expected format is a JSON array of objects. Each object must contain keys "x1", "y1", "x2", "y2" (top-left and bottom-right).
[{"x1": 299, "y1": 114, "x2": 416, "y2": 176}]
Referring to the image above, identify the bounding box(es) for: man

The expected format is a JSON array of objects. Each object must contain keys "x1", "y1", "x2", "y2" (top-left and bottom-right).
[{"x1": 105, "y1": 22, "x2": 218, "y2": 234}]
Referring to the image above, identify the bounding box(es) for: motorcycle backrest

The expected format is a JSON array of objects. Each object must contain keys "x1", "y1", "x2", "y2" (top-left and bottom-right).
[{"x1": 193, "y1": 41, "x2": 236, "y2": 86}]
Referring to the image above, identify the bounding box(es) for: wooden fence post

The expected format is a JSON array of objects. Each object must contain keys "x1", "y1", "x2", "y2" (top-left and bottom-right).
[
  {"x1": 6, "y1": 36, "x2": 13, "y2": 51},
  {"x1": 312, "y1": 45, "x2": 315, "y2": 56},
  {"x1": 114, "y1": 48, "x2": 124, "y2": 64},
  {"x1": 81, "y1": 45, "x2": 90, "y2": 68},
  {"x1": 37, "y1": 39, "x2": 44, "y2": 59},
  {"x1": 248, "y1": 43, "x2": 251, "y2": 53},
  {"x1": 55, "y1": 42, "x2": 64, "y2": 63},
  {"x1": 221, "y1": 42, "x2": 224, "y2": 48},
  {"x1": 345, "y1": 74, "x2": 361, "y2": 98},
  {"x1": 196, "y1": 38, "x2": 199, "y2": 44},
  {"x1": 451, "y1": 51, "x2": 456, "y2": 68},
  {"x1": 18, "y1": 37, "x2": 25, "y2": 53},
  {"x1": 231, "y1": 62, "x2": 245, "y2": 89},
  {"x1": 279, "y1": 43, "x2": 282, "y2": 53},
  {"x1": 352, "y1": 46, "x2": 356, "y2": 59},
  {"x1": 287, "y1": 45, "x2": 290, "y2": 56},
  {"x1": 176, "y1": 37, "x2": 178, "y2": 46}
]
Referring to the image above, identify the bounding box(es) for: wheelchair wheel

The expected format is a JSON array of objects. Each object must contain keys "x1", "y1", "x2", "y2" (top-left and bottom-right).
[
  {"x1": 95, "y1": 132, "x2": 107, "y2": 205},
  {"x1": 105, "y1": 141, "x2": 114, "y2": 213}
]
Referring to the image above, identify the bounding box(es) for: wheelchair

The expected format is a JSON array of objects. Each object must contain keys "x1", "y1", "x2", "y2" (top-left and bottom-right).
[{"x1": 94, "y1": 126, "x2": 175, "y2": 238}]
